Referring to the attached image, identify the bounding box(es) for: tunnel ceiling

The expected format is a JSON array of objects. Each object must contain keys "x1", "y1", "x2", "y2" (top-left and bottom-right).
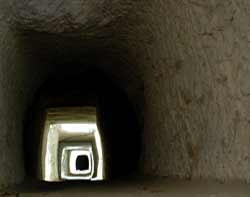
[{"x1": 10, "y1": 0, "x2": 145, "y2": 127}]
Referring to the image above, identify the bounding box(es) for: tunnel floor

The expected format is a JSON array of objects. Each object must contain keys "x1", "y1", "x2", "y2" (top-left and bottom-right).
[{"x1": 4, "y1": 177, "x2": 250, "y2": 197}]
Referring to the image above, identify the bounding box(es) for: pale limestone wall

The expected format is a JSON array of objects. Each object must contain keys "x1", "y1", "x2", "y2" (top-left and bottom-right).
[
  {"x1": 143, "y1": 0, "x2": 250, "y2": 182},
  {"x1": 1, "y1": 0, "x2": 250, "y2": 188}
]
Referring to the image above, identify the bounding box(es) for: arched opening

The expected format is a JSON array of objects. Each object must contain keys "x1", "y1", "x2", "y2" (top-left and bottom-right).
[
  {"x1": 0, "y1": 1, "x2": 144, "y2": 190},
  {"x1": 23, "y1": 69, "x2": 141, "y2": 183}
]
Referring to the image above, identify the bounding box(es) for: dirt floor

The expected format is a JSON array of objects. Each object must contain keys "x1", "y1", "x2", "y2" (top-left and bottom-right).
[{"x1": 2, "y1": 178, "x2": 250, "y2": 197}]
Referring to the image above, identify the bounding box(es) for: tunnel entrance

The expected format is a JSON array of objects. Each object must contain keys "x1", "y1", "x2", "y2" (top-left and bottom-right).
[{"x1": 23, "y1": 69, "x2": 141, "y2": 183}]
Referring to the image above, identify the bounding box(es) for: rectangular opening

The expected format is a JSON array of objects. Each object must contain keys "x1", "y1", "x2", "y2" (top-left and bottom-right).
[{"x1": 76, "y1": 155, "x2": 89, "y2": 171}]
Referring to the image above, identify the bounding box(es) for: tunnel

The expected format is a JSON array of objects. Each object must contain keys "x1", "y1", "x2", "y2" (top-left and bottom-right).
[
  {"x1": 24, "y1": 69, "x2": 141, "y2": 182},
  {"x1": 2, "y1": 0, "x2": 250, "y2": 196}
]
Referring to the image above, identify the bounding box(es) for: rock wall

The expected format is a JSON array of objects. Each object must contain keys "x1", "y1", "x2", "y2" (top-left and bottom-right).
[
  {"x1": 1, "y1": 0, "x2": 250, "y2": 188},
  {"x1": 0, "y1": 0, "x2": 49, "y2": 187},
  {"x1": 143, "y1": 0, "x2": 250, "y2": 182}
]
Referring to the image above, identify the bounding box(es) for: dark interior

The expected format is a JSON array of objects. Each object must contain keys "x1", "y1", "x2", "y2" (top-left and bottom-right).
[{"x1": 76, "y1": 155, "x2": 89, "y2": 171}]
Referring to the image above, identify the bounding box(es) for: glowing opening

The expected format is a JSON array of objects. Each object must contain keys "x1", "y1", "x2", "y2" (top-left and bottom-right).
[
  {"x1": 42, "y1": 107, "x2": 105, "y2": 181},
  {"x1": 60, "y1": 123, "x2": 96, "y2": 133}
]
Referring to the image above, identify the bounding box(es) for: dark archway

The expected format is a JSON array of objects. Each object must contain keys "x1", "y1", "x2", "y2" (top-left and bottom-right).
[{"x1": 23, "y1": 69, "x2": 141, "y2": 182}]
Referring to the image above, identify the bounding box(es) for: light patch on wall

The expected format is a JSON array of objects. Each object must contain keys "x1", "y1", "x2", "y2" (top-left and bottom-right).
[{"x1": 59, "y1": 123, "x2": 96, "y2": 133}]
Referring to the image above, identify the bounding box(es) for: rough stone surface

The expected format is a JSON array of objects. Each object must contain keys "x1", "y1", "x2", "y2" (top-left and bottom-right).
[
  {"x1": 143, "y1": 0, "x2": 250, "y2": 182},
  {"x1": 1, "y1": 0, "x2": 250, "y2": 189},
  {"x1": 12, "y1": 0, "x2": 135, "y2": 33},
  {"x1": 0, "y1": 0, "x2": 52, "y2": 187},
  {"x1": 0, "y1": 1, "x2": 27, "y2": 187}
]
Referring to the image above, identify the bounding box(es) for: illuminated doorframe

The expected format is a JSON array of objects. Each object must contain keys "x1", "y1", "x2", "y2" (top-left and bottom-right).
[{"x1": 39, "y1": 107, "x2": 105, "y2": 181}]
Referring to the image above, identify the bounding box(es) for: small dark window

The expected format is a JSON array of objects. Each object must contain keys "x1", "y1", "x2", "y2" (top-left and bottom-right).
[{"x1": 76, "y1": 155, "x2": 89, "y2": 171}]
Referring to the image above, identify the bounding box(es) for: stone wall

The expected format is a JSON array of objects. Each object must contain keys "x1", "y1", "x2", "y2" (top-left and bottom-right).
[
  {"x1": 0, "y1": 0, "x2": 49, "y2": 187},
  {"x1": 143, "y1": 0, "x2": 250, "y2": 182}
]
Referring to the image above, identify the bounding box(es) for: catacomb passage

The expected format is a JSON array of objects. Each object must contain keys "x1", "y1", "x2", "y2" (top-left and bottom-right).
[
  {"x1": 2, "y1": 0, "x2": 250, "y2": 194},
  {"x1": 24, "y1": 70, "x2": 141, "y2": 182}
]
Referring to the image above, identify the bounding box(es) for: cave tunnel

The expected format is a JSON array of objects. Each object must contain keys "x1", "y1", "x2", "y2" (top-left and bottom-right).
[
  {"x1": 2, "y1": 0, "x2": 250, "y2": 196},
  {"x1": 24, "y1": 68, "x2": 142, "y2": 182}
]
